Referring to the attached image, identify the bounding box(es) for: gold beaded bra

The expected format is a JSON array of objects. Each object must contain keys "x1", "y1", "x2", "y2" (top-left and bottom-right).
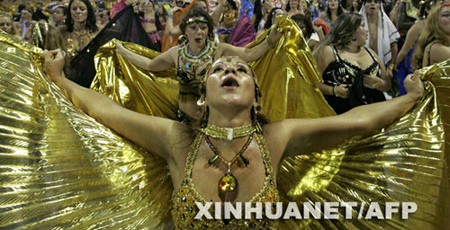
[{"x1": 171, "y1": 132, "x2": 279, "y2": 229}]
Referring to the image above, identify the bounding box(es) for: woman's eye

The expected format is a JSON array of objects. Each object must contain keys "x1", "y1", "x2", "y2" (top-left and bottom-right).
[
  {"x1": 213, "y1": 67, "x2": 223, "y2": 73},
  {"x1": 237, "y1": 67, "x2": 247, "y2": 73}
]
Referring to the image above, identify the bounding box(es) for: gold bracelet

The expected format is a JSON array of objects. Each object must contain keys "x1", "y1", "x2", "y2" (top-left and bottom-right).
[
  {"x1": 388, "y1": 63, "x2": 394, "y2": 70},
  {"x1": 266, "y1": 34, "x2": 275, "y2": 48}
]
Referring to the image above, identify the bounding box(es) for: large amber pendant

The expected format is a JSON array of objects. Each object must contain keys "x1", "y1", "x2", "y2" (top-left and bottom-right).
[{"x1": 218, "y1": 173, "x2": 238, "y2": 201}]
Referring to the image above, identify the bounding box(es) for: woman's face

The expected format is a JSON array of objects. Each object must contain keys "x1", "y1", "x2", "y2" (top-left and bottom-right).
[
  {"x1": 70, "y1": 0, "x2": 88, "y2": 24},
  {"x1": 21, "y1": 9, "x2": 32, "y2": 21},
  {"x1": 290, "y1": 0, "x2": 299, "y2": 9},
  {"x1": 184, "y1": 17, "x2": 209, "y2": 47},
  {"x1": 53, "y1": 7, "x2": 66, "y2": 24},
  {"x1": 197, "y1": 1, "x2": 208, "y2": 13},
  {"x1": 144, "y1": 2, "x2": 154, "y2": 12},
  {"x1": 263, "y1": 0, "x2": 273, "y2": 12},
  {"x1": 364, "y1": 0, "x2": 380, "y2": 15},
  {"x1": 206, "y1": 57, "x2": 255, "y2": 109},
  {"x1": 352, "y1": 0, "x2": 359, "y2": 8},
  {"x1": 328, "y1": 0, "x2": 339, "y2": 10},
  {"x1": 439, "y1": 6, "x2": 450, "y2": 35},
  {"x1": 296, "y1": 21, "x2": 307, "y2": 36},
  {"x1": 299, "y1": 0, "x2": 307, "y2": 10},
  {"x1": 0, "y1": 16, "x2": 13, "y2": 34},
  {"x1": 353, "y1": 20, "x2": 368, "y2": 46}
]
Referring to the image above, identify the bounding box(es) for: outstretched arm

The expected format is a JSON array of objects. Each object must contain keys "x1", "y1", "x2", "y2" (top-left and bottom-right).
[
  {"x1": 115, "y1": 42, "x2": 177, "y2": 71},
  {"x1": 216, "y1": 21, "x2": 283, "y2": 62},
  {"x1": 275, "y1": 72, "x2": 424, "y2": 156},
  {"x1": 396, "y1": 21, "x2": 422, "y2": 68},
  {"x1": 43, "y1": 50, "x2": 181, "y2": 161},
  {"x1": 164, "y1": 7, "x2": 182, "y2": 36}
]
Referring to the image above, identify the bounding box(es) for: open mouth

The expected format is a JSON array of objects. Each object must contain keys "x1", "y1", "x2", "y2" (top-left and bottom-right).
[
  {"x1": 221, "y1": 77, "x2": 239, "y2": 88},
  {"x1": 195, "y1": 38, "x2": 203, "y2": 42}
]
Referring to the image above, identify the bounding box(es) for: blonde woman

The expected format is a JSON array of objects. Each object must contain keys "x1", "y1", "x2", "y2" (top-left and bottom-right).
[{"x1": 414, "y1": 2, "x2": 450, "y2": 69}]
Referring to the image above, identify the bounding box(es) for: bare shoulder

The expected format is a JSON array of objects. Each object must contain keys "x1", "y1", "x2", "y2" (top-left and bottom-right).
[
  {"x1": 165, "y1": 121, "x2": 195, "y2": 165},
  {"x1": 317, "y1": 46, "x2": 335, "y2": 66},
  {"x1": 429, "y1": 42, "x2": 450, "y2": 64}
]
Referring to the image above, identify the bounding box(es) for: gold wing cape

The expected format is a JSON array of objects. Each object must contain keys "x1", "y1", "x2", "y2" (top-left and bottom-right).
[{"x1": 0, "y1": 16, "x2": 449, "y2": 229}]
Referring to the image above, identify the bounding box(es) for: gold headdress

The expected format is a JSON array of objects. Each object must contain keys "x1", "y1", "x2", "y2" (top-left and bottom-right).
[{"x1": 185, "y1": 17, "x2": 208, "y2": 25}]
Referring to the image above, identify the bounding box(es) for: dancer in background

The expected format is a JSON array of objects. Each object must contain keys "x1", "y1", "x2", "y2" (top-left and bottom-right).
[
  {"x1": 414, "y1": 2, "x2": 450, "y2": 69},
  {"x1": 314, "y1": 13, "x2": 390, "y2": 114}
]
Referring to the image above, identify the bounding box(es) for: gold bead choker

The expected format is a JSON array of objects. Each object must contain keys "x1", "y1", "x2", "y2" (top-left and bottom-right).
[{"x1": 199, "y1": 123, "x2": 256, "y2": 141}]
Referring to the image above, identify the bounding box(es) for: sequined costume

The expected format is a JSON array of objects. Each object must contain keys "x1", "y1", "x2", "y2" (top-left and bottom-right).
[
  {"x1": 0, "y1": 16, "x2": 449, "y2": 229},
  {"x1": 176, "y1": 40, "x2": 216, "y2": 103},
  {"x1": 171, "y1": 132, "x2": 279, "y2": 229},
  {"x1": 322, "y1": 46, "x2": 386, "y2": 114}
]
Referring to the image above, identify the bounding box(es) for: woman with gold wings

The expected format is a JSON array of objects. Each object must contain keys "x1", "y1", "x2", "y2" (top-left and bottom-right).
[
  {"x1": 43, "y1": 48, "x2": 426, "y2": 229},
  {"x1": 0, "y1": 12, "x2": 449, "y2": 230}
]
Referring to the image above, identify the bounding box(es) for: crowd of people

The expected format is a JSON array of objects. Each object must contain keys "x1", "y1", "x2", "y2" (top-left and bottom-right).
[
  {"x1": 0, "y1": 0, "x2": 448, "y2": 103},
  {"x1": 0, "y1": 0, "x2": 449, "y2": 229}
]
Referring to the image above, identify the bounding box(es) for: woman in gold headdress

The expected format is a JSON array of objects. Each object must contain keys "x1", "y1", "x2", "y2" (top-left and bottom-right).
[{"x1": 115, "y1": 6, "x2": 282, "y2": 124}]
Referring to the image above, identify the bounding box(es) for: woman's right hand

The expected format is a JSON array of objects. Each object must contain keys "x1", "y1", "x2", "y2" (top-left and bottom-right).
[
  {"x1": 115, "y1": 42, "x2": 126, "y2": 55},
  {"x1": 43, "y1": 50, "x2": 65, "y2": 82},
  {"x1": 335, "y1": 84, "x2": 349, "y2": 98},
  {"x1": 404, "y1": 71, "x2": 424, "y2": 101}
]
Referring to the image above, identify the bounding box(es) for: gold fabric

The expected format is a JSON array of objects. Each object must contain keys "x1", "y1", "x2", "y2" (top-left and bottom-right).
[
  {"x1": 0, "y1": 33, "x2": 173, "y2": 229},
  {"x1": 0, "y1": 15, "x2": 449, "y2": 230},
  {"x1": 171, "y1": 132, "x2": 279, "y2": 229},
  {"x1": 91, "y1": 17, "x2": 336, "y2": 122},
  {"x1": 403, "y1": 0, "x2": 419, "y2": 19}
]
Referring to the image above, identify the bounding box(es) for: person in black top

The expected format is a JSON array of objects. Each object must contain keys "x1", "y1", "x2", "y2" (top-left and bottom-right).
[{"x1": 314, "y1": 13, "x2": 391, "y2": 114}]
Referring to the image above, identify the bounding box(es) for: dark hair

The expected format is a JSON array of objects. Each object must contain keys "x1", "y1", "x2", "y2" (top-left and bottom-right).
[
  {"x1": 419, "y1": 0, "x2": 436, "y2": 19},
  {"x1": 226, "y1": 0, "x2": 238, "y2": 10},
  {"x1": 179, "y1": 7, "x2": 215, "y2": 40},
  {"x1": 314, "y1": 13, "x2": 363, "y2": 58},
  {"x1": 254, "y1": 0, "x2": 263, "y2": 31},
  {"x1": 286, "y1": 0, "x2": 298, "y2": 12},
  {"x1": 263, "y1": 7, "x2": 282, "y2": 29},
  {"x1": 65, "y1": 0, "x2": 98, "y2": 33},
  {"x1": 55, "y1": 5, "x2": 68, "y2": 16},
  {"x1": 291, "y1": 13, "x2": 313, "y2": 39},
  {"x1": 326, "y1": 0, "x2": 344, "y2": 21}
]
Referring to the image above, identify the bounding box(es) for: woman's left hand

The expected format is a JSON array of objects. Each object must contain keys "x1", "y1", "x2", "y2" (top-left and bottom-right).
[
  {"x1": 268, "y1": 22, "x2": 283, "y2": 45},
  {"x1": 363, "y1": 74, "x2": 382, "y2": 90},
  {"x1": 43, "y1": 49, "x2": 66, "y2": 82}
]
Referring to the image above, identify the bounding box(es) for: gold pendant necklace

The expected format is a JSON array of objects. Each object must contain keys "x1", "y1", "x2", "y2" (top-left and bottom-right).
[
  {"x1": 205, "y1": 134, "x2": 253, "y2": 202},
  {"x1": 200, "y1": 123, "x2": 255, "y2": 141}
]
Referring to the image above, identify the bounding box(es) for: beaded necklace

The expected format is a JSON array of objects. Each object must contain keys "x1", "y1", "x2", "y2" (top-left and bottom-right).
[{"x1": 199, "y1": 123, "x2": 256, "y2": 201}]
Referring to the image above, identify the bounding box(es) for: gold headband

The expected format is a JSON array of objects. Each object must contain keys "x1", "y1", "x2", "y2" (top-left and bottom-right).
[{"x1": 185, "y1": 17, "x2": 208, "y2": 25}]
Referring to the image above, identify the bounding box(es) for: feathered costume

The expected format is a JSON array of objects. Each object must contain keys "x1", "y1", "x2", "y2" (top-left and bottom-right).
[{"x1": 0, "y1": 17, "x2": 449, "y2": 229}]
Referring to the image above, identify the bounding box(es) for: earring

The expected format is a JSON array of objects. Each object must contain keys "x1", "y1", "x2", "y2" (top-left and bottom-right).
[
  {"x1": 251, "y1": 105, "x2": 263, "y2": 133},
  {"x1": 197, "y1": 95, "x2": 205, "y2": 106},
  {"x1": 178, "y1": 34, "x2": 187, "y2": 44}
]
